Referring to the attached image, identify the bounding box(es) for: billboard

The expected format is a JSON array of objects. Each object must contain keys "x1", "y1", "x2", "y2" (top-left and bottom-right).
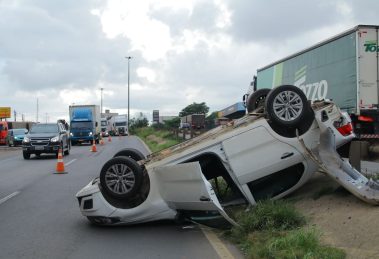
[
  {"x1": 0, "y1": 107, "x2": 11, "y2": 118},
  {"x1": 152, "y1": 110, "x2": 159, "y2": 123}
]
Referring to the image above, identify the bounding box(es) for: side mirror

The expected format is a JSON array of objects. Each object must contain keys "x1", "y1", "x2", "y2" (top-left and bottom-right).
[
  {"x1": 95, "y1": 122, "x2": 98, "y2": 127},
  {"x1": 24, "y1": 130, "x2": 28, "y2": 134}
]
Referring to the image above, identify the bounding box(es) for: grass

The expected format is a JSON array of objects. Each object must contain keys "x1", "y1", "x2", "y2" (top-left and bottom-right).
[
  {"x1": 133, "y1": 127, "x2": 181, "y2": 152},
  {"x1": 225, "y1": 200, "x2": 346, "y2": 259}
]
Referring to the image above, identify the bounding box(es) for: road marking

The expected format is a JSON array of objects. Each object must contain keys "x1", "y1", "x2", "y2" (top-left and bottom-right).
[
  {"x1": 65, "y1": 159, "x2": 77, "y2": 166},
  {"x1": 0, "y1": 191, "x2": 20, "y2": 205},
  {"x1": 201, "y1": 227, "x2": 236, "y2": 259}
]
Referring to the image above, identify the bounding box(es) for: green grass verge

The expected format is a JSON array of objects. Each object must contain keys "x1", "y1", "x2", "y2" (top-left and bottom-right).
[
  {"x1": 133, "y1": 127, "x2": 181, "y2": 153},
  {"x1": 225, "y1": 200, "x2": 345, "y2": 259}
]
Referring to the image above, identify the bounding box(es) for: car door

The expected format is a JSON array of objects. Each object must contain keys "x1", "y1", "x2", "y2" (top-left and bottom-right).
[
  {"x1": 153, "y1": 162, "x2": 238, "y2": 227},
  {"x1": 222, "y1": 125, "x2": 304, "y2": 185}
]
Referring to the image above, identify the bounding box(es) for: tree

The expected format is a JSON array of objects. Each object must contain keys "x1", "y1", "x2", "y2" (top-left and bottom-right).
[
  {"x1": 129, "y1": 112, "x2": 149, "y2": 132},
  {"x1": 163, "y1": 117, "x2": 181, "y2": 129},
  {"x1": 179, "y1": 102, "x2": 209, "y2": 117}
]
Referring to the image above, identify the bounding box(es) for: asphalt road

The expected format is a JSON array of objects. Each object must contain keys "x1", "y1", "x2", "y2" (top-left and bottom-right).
[{"x1": 0, "y1": 137, "x2": 241, "y2": 259}]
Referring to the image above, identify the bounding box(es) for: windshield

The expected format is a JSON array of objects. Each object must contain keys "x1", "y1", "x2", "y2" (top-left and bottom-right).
[
  {"x1": 13, "y1": 129, "x2": 27, "y2": 135},
  {"x1": 30, "y1": 124, "x2": 59, "y2": 134},
  {"x1": 115, "y1": 122, "x2": 126, "y2": 126},
  {"x1": 101, "y1": 121, "x2": 107, "y2": 126},
  {"x1": 71, "y1": 121, "x2": 92, "y2": 129}
]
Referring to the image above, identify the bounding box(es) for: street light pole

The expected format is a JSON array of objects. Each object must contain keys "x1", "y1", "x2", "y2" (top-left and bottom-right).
[
  {"x1": 100, "y1": 87, "x2": 104, "y2": 116},
  {"x1": 125, "y1": 56, "x2": 132, "y2": 135}
]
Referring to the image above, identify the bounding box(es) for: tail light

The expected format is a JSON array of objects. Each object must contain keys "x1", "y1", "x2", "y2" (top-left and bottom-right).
[
  {"x1": 358, "y1": 115, "x2": 374, "y2": 122},
  {"x1": 336, "y1": 123, "x2": 353, "y2": 136}
]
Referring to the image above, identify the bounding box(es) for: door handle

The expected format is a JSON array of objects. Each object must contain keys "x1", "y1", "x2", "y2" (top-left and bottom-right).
[
  {"x1": 281, "y1": 152, "x2": 294, "y2": 159},
  {"x1": 200, "y1": 196, "x2": 210, "y2": 202}
]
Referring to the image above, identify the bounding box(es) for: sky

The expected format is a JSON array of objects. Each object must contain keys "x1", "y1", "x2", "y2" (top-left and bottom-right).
[{"x1": 1, "y1": 0, "x2": 379, "y2": 123}]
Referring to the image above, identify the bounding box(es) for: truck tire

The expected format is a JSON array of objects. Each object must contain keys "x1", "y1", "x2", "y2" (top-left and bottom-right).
[
  {"x1": 100, "y1": 157, "x2": 143, "y2": 199},
  {"x1": 23, "y1": 151, "x2": 30, "y2": 160},
  {"x1": 246, "y1": 88, "x2": 271, "y2": 113},
  {"x1": 113, "y1": 148, "x2": 146, "y2": 161},
  {"x1": 265, "y1": 85, "x2": 314, "y2": 137}
]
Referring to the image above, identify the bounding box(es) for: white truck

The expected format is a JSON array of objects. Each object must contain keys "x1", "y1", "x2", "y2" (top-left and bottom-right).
[
  {"x1": 245, "y1": 25, "x2": 379, "y2": 156},
  {"x1": 113, "y1": 115, "x2": 128, "y2": 136},
  {"x1": 69, "y1": 105, "x2": 101, "y2": 145}
]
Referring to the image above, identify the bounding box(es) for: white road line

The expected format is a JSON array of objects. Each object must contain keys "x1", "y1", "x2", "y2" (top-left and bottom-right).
[
  {"x1": 65, "y1": 159, "x2": 77, "y2": 166},
  {"x1": 0, "y1": 191, "x2": 20, "y2": 205},
  {"x1": 201, "y1": 227, "x2": 236, "y2": 259}
]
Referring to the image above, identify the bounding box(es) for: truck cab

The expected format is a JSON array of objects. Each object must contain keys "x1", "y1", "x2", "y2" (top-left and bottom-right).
[
  {"x1": 69, "y1": 105, "x2": 100, "y2": 145},
  {"x1": 0, "y1": 121, "x2": 8, "y2": 145}
]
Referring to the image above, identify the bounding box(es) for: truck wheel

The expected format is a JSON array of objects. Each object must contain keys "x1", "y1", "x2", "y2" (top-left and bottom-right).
[
  {"x1": 23, "y1": 151, "x2": 30, "y2": 160},
  {"x1": 100, "y1": 157, "x2": 143, "y2": 199},
  {"x1": 113, "y1": 148, "x2": 146, "y2": 161},
  {"x1": 265, "y1": 85, "x2": 314, "y2": 137},
  {"x1": 246, "y1": 88, "x2": 271, "y2": 113}
]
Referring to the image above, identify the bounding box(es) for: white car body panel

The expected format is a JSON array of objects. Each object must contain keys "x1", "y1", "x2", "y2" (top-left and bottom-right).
[{"x1": 76, "y1": 101, "x2": 365, "y2": 226}]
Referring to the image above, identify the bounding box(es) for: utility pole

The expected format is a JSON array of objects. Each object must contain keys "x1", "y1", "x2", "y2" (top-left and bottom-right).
[
  {"x1": 125, "y1": 56, "x2": 132, "y2": 135},
  {"x1": 36, "y1": 98, "x2": 39, "y2": 123},
  {"x1": 100, "y1": 87, "x2": 104, "y2": 117}
]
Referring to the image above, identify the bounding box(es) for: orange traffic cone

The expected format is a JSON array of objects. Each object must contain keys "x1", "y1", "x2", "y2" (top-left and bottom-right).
[
  {"x1": 91, "y1": 139, "x2": 97, "y2": 152},
  {"x1": 108, "y1": 135, "x2": 112, "y2": 142},
  {"x1": 100, "y1": 137, "x2": 104, "y2": 145},
  {"x1": 54, "y1": 147, "x2": 67, "y2": 174}
]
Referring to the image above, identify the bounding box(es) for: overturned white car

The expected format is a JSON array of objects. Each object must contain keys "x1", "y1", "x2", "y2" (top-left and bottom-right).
[{"x1": 77, "y1": 85, "x2": 379, "y2": 226}]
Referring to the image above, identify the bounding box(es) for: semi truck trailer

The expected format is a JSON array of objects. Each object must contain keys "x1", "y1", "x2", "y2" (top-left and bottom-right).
[{"x1": 245, "y1": 25, "x2": 379, "y2": 154}]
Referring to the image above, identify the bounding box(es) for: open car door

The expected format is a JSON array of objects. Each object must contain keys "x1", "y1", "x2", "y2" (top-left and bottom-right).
[{"x1": 154, "y1": 162, "x2": 238, "y2": 227}]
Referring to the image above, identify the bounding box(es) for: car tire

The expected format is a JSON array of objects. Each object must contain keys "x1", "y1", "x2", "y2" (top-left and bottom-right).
[
  {"x1": 64, "y1": 142, "x2": 70, "y2": 155},
  {"x1": 113, "y1": 148, "x2": 146, "y2": 161},
  {"x1": 265, "y1": 85, "x2": 314, "y2": 137},
  {"x1": 23, "y1": 151, "x2": 30, "y2": 159},
  {"x1": 100, "y1": 157, "x2": 143, "y2": 199},
  {"x1": 246, "y1": 88, "x2": 271, "y2": 113}
]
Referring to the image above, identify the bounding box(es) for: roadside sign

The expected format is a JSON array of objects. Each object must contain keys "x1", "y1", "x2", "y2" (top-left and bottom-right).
[
  {"x1": 153, "y1": 110, "x2": 159, "y2": 123},
  {"x1": 0, "y1": 107, "x2": 11, "y2": 118}
]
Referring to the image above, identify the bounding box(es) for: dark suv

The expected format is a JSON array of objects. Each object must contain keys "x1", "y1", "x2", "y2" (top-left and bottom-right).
[{"x1": 22, "y1": 122, "x2": 70, "y2": 159}]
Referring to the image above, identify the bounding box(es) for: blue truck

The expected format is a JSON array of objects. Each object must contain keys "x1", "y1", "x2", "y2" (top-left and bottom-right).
[{"x1": 69, "y1": 105, "x2": 101, "y2": 145}]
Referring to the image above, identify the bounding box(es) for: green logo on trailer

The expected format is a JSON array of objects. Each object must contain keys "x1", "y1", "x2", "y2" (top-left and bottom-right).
[{"x1": 364, "y1": 41, "x2": 379, "y2": 52}]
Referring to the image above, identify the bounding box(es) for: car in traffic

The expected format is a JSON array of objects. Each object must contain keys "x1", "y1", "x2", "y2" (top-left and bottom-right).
[
  {"x1": 76, "y1": 85, "x2": 379, "y2": 227},
  {"x1": 6, "y1": 128, "x2": 28, "y2": 146},
  {"x1": 22, "y1": 122, "x2": 70, "y2": 159}
]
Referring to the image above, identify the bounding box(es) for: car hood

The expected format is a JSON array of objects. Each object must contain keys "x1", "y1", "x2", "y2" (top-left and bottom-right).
[{"x1": 27, "y1": 133, "x2": 58, "y2": 138}]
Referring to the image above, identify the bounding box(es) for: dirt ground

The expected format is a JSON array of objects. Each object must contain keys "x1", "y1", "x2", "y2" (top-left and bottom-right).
[{"x1": 289, "y1": 172, "x2": 379, "y2": 259}]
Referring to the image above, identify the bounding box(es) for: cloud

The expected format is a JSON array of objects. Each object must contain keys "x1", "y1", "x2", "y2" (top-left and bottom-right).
[{"x1": 1, "y1": 0, "x2": 379, "y2": 124}]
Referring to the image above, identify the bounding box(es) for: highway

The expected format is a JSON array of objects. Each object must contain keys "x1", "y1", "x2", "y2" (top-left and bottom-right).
[{"x1": 0, "y1": 137, "x2": 241, "y2": 259}]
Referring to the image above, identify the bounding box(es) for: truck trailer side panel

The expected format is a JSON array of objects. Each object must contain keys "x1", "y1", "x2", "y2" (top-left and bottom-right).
[
  {"x1": 358, "y1": 27, "x2": 379, "y2": 110},
  {"x1": 257, "y1": 31, "x2": 358, "y2": 113}
]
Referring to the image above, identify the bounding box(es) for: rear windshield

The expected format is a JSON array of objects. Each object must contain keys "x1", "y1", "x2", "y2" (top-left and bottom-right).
[{"x1": 30, "y1": 124, "x2": 59, "y2": 134}]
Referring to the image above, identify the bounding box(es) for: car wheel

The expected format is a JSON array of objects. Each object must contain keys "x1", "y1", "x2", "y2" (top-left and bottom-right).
[
  {"x1": 23, "y1": 151, "x2": 30, "y2": 160},
  {"x1": 64, "y1": 142, "x2": 70, "y2": 155},
  {"x1": 265, "y1": 85, "x2": 314, "y2": 137},
  {"x1": 246, "y1": 88, "x2": 271, "y2": 113},
  {"x1": 113, "y1": 148, "x2": 146, "y2": 161},
  {"x1": 100, "y1": 157, "x2": 143, "y2": 199}
]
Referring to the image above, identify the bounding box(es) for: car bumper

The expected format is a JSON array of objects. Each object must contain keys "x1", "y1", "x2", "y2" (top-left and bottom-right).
[
  {"x1": 76, "y1": 178, "x2": 176, "y2": 225},
  {"x1": 22, "y1": 144, "x2": 60, "y2": 153}
]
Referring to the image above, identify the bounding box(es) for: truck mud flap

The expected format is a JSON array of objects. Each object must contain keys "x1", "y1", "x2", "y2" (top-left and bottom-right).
[{"x1": 299, "y1": 121, "x2": 379, "y2": 205}]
